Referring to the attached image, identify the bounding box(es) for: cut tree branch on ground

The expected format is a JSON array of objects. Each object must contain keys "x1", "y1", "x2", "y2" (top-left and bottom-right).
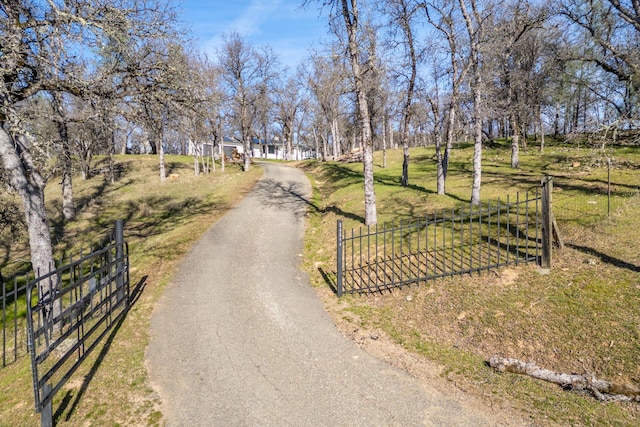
[{"x1": 488, "y1": 356, "x2": 640, "y2": 403}]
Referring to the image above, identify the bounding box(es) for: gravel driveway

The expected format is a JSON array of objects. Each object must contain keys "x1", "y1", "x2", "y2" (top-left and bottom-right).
[{"x1": 146, "y1": 162, "x2": 521, "y2": 426}]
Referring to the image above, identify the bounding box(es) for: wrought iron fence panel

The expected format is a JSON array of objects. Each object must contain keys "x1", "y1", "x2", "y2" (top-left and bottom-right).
[{"x1": 337, "y1": 190, "x2": 541, "y2": 296}]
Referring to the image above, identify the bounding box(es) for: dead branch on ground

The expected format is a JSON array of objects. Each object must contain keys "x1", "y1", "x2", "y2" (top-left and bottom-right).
[{"x1": 488, "y1": 356, "x2": 640, "y2": 403}]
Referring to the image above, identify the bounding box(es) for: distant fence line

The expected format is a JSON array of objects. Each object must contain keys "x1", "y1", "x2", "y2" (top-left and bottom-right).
[
  {"x1": 336, "y1": 178, "x2": 556, "y2": 296},
  {"x1": 553, "y1": 157, "x2": 639, "y2": 224}
]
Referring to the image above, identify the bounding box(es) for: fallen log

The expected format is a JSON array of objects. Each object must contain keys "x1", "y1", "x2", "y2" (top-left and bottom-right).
[{"x1": 488, "y1": 356, "x2": 640, "y2": 403}]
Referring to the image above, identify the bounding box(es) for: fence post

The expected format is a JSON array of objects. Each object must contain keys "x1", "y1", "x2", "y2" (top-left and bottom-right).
[
  {"x1": 541, "y1": 176, "x2": 553, "y2": 270},
  {"x1": 115, "y1": 219, "x2": 125, "y2": 304},
  {"x1": 336, "y1": 220, "x2": 343, "y2": 297},
  {"x1": 607, "y1": 158, "x2": 611, "y2": 218},
  {"x1": 2, "y1": 276, "x2": 5, "y2": 367},
  {"x1": 41, "y1": 383, "x2": 52, "y2": 427}
]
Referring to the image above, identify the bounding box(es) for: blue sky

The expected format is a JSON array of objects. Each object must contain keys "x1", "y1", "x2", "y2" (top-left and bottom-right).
[{"x1": 179, "y1": 0, "x2": 332, "y2": 70}]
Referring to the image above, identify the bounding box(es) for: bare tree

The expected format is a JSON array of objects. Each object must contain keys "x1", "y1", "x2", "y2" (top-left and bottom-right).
[
  {"x1": 484, "y1": 1, "x2": 547, "y2": 168},
  {"x1": 304, "y1": 51, "x2": 348, "y2": 161},
  {"x1": 0, "y1": 0, "x2": 179, "y2": 296},
  {"x1": 248, "y1": 47, "x2": 277, "y2": 161},
  {"x1": 310, "y1": 0, "x2": 378, "y2": 225},
  {"x1": 273, "y1": 74, "x2": 304, "y2": 160},
  {"x1": 129, "y1": 40, "x2": 196, "y2": 181},
  {"x1": 559, "y1": 0, "x2": 640, "y2": 100},
  {"x1": 217, "y1": 32, "x2": 276, "y2": 171},
  {"x1": 340, "y1": 0, "x2": 378, "y2": 224},
  {"x1": 381, "y1": 0, "x2": 419, "y2": 187},
  {"x1": 178, "y1": 53, "x2": 218, "y2": 175},
  {"x1": 458, "y1": 0, "x2": 494, "y2": 205},
  {"x1": 555, "y1": 0, "x2": 640, "y2": 142},
  {"x1": 422, "y1": 0, "x2": 473, "y2": 195}
]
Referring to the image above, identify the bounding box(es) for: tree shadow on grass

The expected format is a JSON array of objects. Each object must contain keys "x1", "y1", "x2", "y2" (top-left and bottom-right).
[
  {"x1": 49, "y1": 176, "x2": 113, "y2": 248},
  {"x1": 48, "y1": 161, "x2": 139, "y2": 263},
  {"x1": 566, "y1": 243, "x2": 640, "y2": 272},
  {"x1": 52, "y1": 275, "x2": 148, "y2": 425},
  {"x1": 122, "y1": 196, "x2": 220, "y2": 238}
]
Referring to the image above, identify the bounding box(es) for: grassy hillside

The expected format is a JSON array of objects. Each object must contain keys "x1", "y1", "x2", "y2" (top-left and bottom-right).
[
  {"x1": 0, "y1": 155, "x2": 262, "y2": 426},
  {"x1": 301, "y1": 140, "x2": 640, "y2": 426}
]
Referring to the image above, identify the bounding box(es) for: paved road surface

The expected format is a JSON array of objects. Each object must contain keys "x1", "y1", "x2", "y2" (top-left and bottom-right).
[{"x1": 146, "y1": 162, "x2": 519, "y2": 426}]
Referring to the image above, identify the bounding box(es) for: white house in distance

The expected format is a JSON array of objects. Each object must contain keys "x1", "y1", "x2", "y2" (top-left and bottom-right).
[{"x1": 190, "y1": 136, "x2": 315, "y2": 160}]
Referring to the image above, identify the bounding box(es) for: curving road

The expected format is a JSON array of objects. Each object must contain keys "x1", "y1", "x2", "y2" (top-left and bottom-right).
[{"x1": 146, "y1": 162, "x2": 519, "y2": 426}]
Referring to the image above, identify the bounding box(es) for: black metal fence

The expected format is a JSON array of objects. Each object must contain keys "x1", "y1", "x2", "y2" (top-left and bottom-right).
[
  {"x1": 25, "y1": 220, "x2": 129, "y2": 426},
  {"x1": 337, "y1": 188, "x2": 545, "y2": 296}
]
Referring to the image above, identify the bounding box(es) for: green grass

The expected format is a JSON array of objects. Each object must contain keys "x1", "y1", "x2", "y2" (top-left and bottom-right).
[
  {"x1": 300, "y1": 139, "x2": 640, "y2": 426},
  {"x1": 0, "y1": 155, "x2": 262, "y2": 426}
]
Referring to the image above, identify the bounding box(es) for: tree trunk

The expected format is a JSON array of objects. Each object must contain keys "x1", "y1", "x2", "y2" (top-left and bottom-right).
[
  {"x1": 489, "y1": 357, "x2": 640, "y2": 403},
  {"x1": 398, "y1": 0, "x2": 417, "y2": 187},
  {"x1": 262, "y1": 126, "x2": 268, "y2": 160},
  {"x1": 510, "y1": 114, "x2": 520, "y2": 169},
  {"x1": 243, "y1": 134, "x2": 251, "y2": 172},
  {"x1": 239, "y1": 99, "x2": 251, "y2": 171},
  {"x1": 363, "y1": 142, "x2": 377, "y2": 225},
  {"x1": 331, "y1": 116, "x2": 340, "y2": 160},
  {"x1": 511, "y1": 133, "x2": 520, "y2": 168},
  {"x1": 401, "y1": 143, "x2": 409, "y2": 187},
  {"x1": 382, "y1": 115, "x2": 387, "y2": 169},
  {"x1": 120, "y1": 132, "x2": 128, "y2": 155},
  {"x1": 191, "y1": 139, "x2": 199, "y2": 176},
  {"x1": 285, "y1": 125, "x2": 293, "y2": 161},
  {"x1": 444, "y1": 107, "x2": 455, "y2": 174},
  {"x1": 460, "y1": 0, "x2": 483, "y2": 206},
  {"x1": 61, "y1": 164, "x2": 75, "y2": 220},
  {"x1": 435, "y1": 131, "x2": 445, "y2": 195},
  {"x1": 219, "y1": 120, "x2": 225, "y2": 173},
  {"x1": 540, "y1": 107, "x2": 545, "y2": 153},
  {"x1": 322, "y1": 131, "x2": 328, "y2": 161},
  {"x1": 158, "y1": 137, "x2": 166, "y2": 182},
  {"x1": 220, "y1": 140, "x2": 225, "y2": 173},
  {"x1": 0, "y1": 129, "x2": 55, "y2": 293},
  {"x1": 109, "y1": 130, "x2": 117, "y2": 183},
  {"x1": 553, "y1": 101, "x2": 560, "y2": 138},
  {"x1": 341, "y1": 0, "x2": 377, "y2": 226},
  {"x1": 52, "y1": 93, "x2": 76, "y2": 220},
  {"x1": 471, "y1": 87, "x2": 483, "y2": 205}
]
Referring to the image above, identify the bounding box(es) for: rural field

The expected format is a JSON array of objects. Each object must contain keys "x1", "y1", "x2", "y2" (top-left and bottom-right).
[{"x1": 0, "y1": 139, "x2": 639, "y2": 426}]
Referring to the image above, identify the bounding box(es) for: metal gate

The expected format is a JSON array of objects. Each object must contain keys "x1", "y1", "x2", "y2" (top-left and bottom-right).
[{"x1": 26, "y1": 220, "x2": 129, "y2": 426}]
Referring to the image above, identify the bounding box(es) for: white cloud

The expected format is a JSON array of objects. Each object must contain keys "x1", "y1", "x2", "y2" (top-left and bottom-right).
[
  {"x1": 202, "y1": 0, "x2": 282, "y2": 56},
  {"x1": 196, "y1": 0, "x2": 326, "y2": 68},
  {"x1": 228, "y1": 0, "x2": 282, "y2": 37}
]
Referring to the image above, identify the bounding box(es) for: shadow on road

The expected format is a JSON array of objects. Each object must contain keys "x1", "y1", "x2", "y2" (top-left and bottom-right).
[{"x1": 255, "y1": 178, "x2": 364, "y2": 223}]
